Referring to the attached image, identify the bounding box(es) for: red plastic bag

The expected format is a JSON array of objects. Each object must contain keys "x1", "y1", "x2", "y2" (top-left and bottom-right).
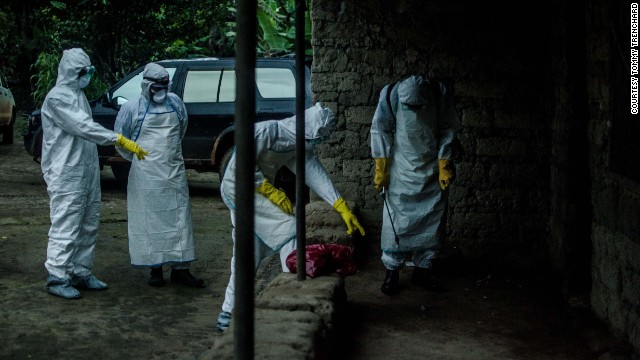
[
  {"x1": 328, "y1": 244, "x2": 357, "y2": 276},
  {"x1": 286, "y1": 244, "x2": 357, "y2": 278}
]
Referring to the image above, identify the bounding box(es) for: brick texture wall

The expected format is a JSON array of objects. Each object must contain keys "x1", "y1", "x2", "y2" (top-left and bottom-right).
[
  {"x1": 309, "y1": 0, "x2": 639, "y2": 353},
  {"x1": 310, "y1": 0, "x2": 552, "y2": 266},
  {"x1": 584, "y1": 0, "x2": 640, "y2": 352}
]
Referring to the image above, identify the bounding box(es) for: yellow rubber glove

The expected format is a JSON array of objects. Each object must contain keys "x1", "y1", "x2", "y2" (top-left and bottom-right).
[
  {"x1": 438, "y1": 159, "x2": 455, "y2": 190},
  {"x1": 373, "y1": 158, "x2": 390, "y2": 192},
  {"x1": 333, "y1": 197, "x2": 366, "y2": 236},
  {"x1": 115, "y1": 134, "x2": 149, "y2": 160},
  {"x1": 256, "y1": 179, "x2": 293, "y2": 215}
]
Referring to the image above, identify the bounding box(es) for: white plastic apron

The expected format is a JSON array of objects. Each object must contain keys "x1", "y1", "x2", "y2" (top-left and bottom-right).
[
  {"x1": 127, "y1": 104, "x2": 195, "y2": 266},
  {"x1": 381, "y1": 102, "x2": 447, "y2": 253}
]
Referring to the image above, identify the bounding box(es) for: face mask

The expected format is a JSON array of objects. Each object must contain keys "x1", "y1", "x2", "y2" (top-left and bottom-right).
[
  {"x1": 152, "y1": 89, "x2": 167, "y2": 103},
  {"x1": 78, "y1": 75, "x2": 91, "y2": 89},
  {"x1": 78, "y1": 66, "x2": 95, "y2": 89}
]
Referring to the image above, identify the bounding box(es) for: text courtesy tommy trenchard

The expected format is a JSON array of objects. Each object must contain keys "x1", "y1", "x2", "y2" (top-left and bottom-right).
[{"x1": 632, "y1": 3, "x2": 638, "y2": 114}]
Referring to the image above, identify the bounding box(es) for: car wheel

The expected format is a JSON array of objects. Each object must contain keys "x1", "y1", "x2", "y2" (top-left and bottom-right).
[
  {"x1": 218, "y1": 147, "x2": 234, "y2": 184},
  {"x1": 111, "y1": 164, "x2": 131, "y2": 190},
  {"x1": 1, "y1": 110, "x2": 15, "y2": 145}
]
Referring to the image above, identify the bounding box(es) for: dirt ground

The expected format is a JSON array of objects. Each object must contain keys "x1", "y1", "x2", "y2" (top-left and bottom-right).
[
  {"x1": 0, "y1": 119, "x2": 636, "y2": 360},
  {"x1": 337, "y1": 258, "x2": 635, "y2": 359},
  {"x1": 0, "y1": 127, "x2": 237, "y2": 359}
]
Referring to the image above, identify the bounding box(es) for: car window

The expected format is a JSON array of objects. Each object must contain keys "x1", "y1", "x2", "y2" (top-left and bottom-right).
[
  {"x1": 256, "y1": 68, "x2": 295, "y2": 99},
  {"x1": 183, "y1": 69, "x2": 236, "y2": 103},
  {"x1": 219, "y1": 70, "x2": 236, "y2": 102},
  {"x1": 182, "y1": 67, "x2": 295, "y2": 103},
  {"x1": 112, "y1": 67, "x2": 177, "y2": 102}
]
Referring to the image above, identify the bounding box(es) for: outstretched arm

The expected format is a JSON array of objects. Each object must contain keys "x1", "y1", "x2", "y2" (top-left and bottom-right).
[{"x1": 303, "y1": 152, "x2": 365, "y2": 236}]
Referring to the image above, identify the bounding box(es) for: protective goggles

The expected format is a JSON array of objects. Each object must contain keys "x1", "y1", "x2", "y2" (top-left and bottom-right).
[
  {"x1": 145, "y1": 76, "x2": 170, "y2": 91},
  {"x1": 78, "y1": 66, "x2": 95, "y2": 79}
]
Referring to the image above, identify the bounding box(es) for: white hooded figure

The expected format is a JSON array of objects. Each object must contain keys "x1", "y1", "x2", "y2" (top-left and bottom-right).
[
  {"x1": 216, "y1": 102, "x2": 365, "y2": 332},
  {"x1": 114, "y1": 63, "x2": 204, "y2": 288},
  {"x1": 370, "y1": 75, "x2": 459, "y2": 295},
  {"x1": 41, "y1": 48, "x2": 148, "y2": 299}
]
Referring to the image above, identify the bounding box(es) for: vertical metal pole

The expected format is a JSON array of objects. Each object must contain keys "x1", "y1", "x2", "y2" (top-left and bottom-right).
[
  {"x1": 234, "y1": 0, "x2": 256, "y2": 358},
  {"x1": 295, "y1": 0, "x2": 307, "y2": 281}
]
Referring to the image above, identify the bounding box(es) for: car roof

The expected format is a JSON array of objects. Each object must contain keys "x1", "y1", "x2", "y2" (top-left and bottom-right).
[{"x1": 154, "y1": 57, "x2": 301, "y2": 65}]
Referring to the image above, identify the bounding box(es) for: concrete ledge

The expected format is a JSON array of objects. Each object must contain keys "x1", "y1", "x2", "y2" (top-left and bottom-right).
[{"x1": 200, "y1": 273, "x2": 345, "y2": 359}]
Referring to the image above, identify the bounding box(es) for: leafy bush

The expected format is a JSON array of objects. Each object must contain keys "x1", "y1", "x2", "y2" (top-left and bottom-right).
[
  {"x1": 0, "y1": 7, "x2": 20, "y2": 77},
  {"x1": 6, "y1": 0, "x2": 313, "y2": 109}
]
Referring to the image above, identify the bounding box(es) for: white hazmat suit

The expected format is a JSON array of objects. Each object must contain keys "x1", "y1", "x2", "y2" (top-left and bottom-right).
[
  {"x1": 216, "y1": 103, "x2": 365, "y2": 331},
  {"x1": 41, "y1": 48, "x2": 148, "y2": 299},
  {"x1": 115, "y1": 63, "x2": 203, "y2": 288},
  {"x1": 370, "y1": 75, "x2": 459, "y2": 294}
]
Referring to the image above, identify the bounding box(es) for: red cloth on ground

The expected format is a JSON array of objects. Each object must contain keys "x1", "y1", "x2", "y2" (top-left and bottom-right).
[{"x1": 285, "y1": 244, "x2": 357, "y2": 278}]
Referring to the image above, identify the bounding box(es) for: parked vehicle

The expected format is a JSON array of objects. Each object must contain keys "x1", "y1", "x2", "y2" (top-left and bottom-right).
[
  {"x1": 0, "y1": 70, "x2": 16, "y2": 145},
  {"x1": 24, "y1": 57, "x2": 311, "y2": 186}
]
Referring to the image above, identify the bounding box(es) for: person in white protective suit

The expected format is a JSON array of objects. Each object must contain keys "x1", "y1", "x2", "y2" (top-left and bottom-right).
[
  {"x1": 215, "y1": 103, "x2": 365, "y2": 332},
  {"x1": 370, "y1": 75, "x2": 459, "y2": 295},
  {"x1": 114, "y1": 63, "x2": 204, "y2": 288},
  {"x1": 41, "y1": 48, "x2": 149, "y2": 299}
]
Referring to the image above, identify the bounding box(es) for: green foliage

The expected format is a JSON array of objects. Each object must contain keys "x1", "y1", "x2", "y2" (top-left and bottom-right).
[
  {"x1": 29, "y1": 1, "x2": 234, "y2": 85},
  {"x1": 50, "y1": 1, "x2": 66, "y2": 9},
  {"x1": 0, "y1": 6, "x2": 20, "y2": 76},
  {"x1": 30, "y1": 52, "x2": 58, "y2": 107},
  {"x1": 6, "y1": 0, "x2": 312, "y2": 109},
  {"x1": 164, "y1": 36, "x2": 212, "y2": 60},
  {"x1": 257, "y1": 8, "x2": 288, "y2": 54},
  {"x1": 226, "y1": 0, "x2": 313, "y2": 57}
]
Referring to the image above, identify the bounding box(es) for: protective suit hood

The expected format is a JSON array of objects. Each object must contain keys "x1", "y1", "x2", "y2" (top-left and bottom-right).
[
  {"x1": 141, "y1": 63, "x2": 170, "y2": 101},
  {"x1": 55, "y1": 48, "x2": 91, "y2": 89},
  {"x1": 397, "y1": 75, "x2": 444, "y2": 106},
  {"x1": 279, "y1": 102, "x2": 336, "y2": 143}
]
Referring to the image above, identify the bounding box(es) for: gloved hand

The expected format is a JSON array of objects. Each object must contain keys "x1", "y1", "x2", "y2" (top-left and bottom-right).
[
  {"x1": 438, "y1": 159, "x2": 455, "y2": 190},
  {"x1": 257, "y1": 179, "x2": 293, "y2": 215},
  {"x1": 373, "y1": 158, "x2": 390, "y2": 192},
  {"x1": 333, "y1": 197, "x2": 366, "y2": 236},
  {"x1": 115, "y1": 134, "x2": 149, "y2": 160}
]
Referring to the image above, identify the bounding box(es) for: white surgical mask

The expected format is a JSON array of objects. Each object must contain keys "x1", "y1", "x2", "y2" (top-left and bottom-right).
[
  {"x1": 78, "y1": 75, "x2": 91, "y2": 89},
  {"x1": 152, "y1": 90, "x2": 167, "y2": 103}
]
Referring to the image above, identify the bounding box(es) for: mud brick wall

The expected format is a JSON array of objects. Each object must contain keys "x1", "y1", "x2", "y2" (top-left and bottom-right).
[
  {"x1": 583, "y1": 0, "x2": 640, "y2": 352},
  {"x1": 310, "y1": 0, "x2": 553, "y2": 266},
  {"x1": 307, "y1": 0, "x2": 640, "y2": 353}
]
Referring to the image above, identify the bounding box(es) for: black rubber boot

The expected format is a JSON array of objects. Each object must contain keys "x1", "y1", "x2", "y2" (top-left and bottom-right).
[
  {"x1": 148, "y1": 266, "x2": 165, "y2": 287},
  {"x1": 381, "y1": 269, "x2": 400, "y2": 295},
  {"x1": 170, "y1": 268, "x2": 205, "y2": 288},
  {"x1": 411, "y1": 267, "x2": 447, "y2": 293}
]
